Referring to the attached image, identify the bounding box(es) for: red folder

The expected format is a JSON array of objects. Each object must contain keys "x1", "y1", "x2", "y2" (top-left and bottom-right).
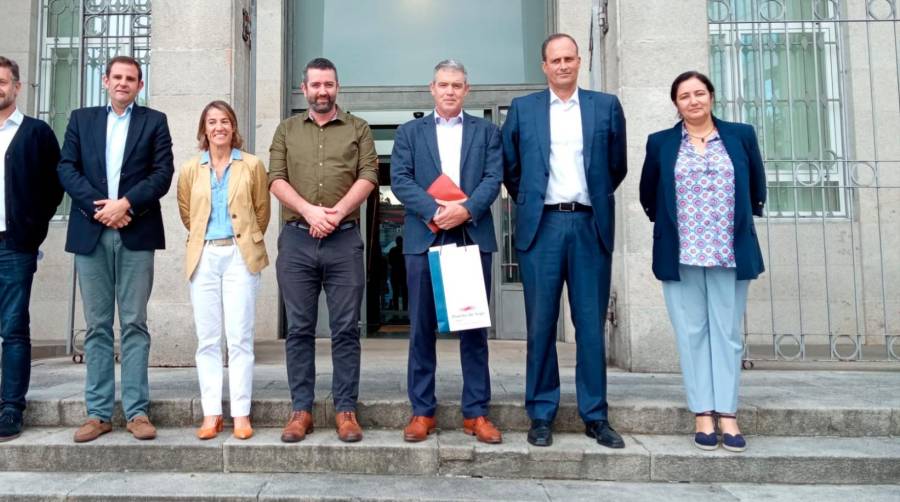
[{"x1": 427, "y1": 174, "x2": 467, "y2": 233}]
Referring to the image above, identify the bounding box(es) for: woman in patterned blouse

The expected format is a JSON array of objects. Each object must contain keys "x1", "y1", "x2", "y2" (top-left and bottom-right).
[{"x1": 639, "y1": 71, "x2": 767, "y2": 452}]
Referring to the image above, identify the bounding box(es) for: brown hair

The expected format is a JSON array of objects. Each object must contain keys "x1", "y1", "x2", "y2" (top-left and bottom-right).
[
  {"x1": 196, "y1": 100, "x2": 243, "y2": 151},
  {"x1": 0, "y1": 56, "x2": 20, "y2": 82},
  {"x1": 105, "y1": 55, "x2": 142, "y2": 81},
  {"x1": 541, "y1": 33, "x2": 579, "y2": 61}
]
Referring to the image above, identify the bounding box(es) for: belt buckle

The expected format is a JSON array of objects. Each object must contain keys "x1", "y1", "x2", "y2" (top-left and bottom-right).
[{"x1": 559, "y1": 202, "x2": 576, "y2": 212}]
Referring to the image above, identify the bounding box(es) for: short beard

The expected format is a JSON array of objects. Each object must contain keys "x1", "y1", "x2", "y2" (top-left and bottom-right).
[{"x1": 307, "y1": 96, "x2": 335, "y2": 114}]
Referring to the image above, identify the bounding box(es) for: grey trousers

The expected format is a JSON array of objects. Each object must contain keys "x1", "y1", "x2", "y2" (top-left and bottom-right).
[
  {"x1": 76, "y1": 228, "x2": 154, "y2": 421},
  {"x1": 277, "y1": 224, "x2": 365, "y2": 412}
]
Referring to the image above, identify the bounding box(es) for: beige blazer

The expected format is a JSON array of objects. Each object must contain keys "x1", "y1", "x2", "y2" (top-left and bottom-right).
[{"x1": 177, "y1": 151, "x2": 270, "y2": 279}]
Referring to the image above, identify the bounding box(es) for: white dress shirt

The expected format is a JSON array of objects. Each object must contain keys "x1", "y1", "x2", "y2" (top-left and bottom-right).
[
  {"x1": 0, "y1": 108, "x2": 24, "y2": 232},
  {"x1": 105, "y1": 102, "x2": 134, "y2": 200},
  {"x1": 434, "y1": 109, "x2": 463, "y2": 188},
  {"x1": 546, "y1": 89, "x2": 590, "y2": 205}
]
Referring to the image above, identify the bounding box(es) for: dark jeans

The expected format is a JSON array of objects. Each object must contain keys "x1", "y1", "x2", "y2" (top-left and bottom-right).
[
  {"x1": 277, "y1": 224, "x2": 365, "y2": 412},
  {"x1": 0, "y1": 239, "x2": 38, "y2": 414}
]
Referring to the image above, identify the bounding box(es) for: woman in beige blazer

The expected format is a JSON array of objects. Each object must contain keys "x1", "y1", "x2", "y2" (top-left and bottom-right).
[{"x1": 176, "y1": 100, "x2": 270, "y2": 440}]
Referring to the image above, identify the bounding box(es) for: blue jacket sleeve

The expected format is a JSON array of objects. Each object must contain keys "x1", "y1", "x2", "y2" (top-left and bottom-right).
[
  {"x1": 501, "y1": 100, "x2": 521, "y2": 201},
  {"x1": 390, "y1": 123, "x2": 440, "y2": 222},
  {"x1": 744, "y1": 124, "x2": 767, "y2": 217},
  {"x1": 638, "y1": 135, "x2": 659, "y2": 223},
  {"x1": 462, "y1": 124, "x2": 503, "y2": 224},
  {"x1": 608, "y1": 96, "x2": 628, "y2": 191},
  {"x1": 57, "y1": 110, "x2": 107, "y2": 213}
]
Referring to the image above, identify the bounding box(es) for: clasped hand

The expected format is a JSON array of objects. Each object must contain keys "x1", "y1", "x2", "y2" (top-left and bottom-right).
[
  {"x1": 93, "y1": 198, "x2": 132, "y2": 229},
  {"x1": 433, "y1": 198, "x2": 470, "y2": 230},
  {"x1": 303, "y1": 205, "x2": 346, "y2": 239}
]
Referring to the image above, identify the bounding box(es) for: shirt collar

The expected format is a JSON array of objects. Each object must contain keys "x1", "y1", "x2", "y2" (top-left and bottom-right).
[
  {"x1": 106, "y1": 102, "x2": 134, "y2": 117},
  {"x1": 200, "y1": 148, "x2": 242, "y2": 165},
  {"x1": 303, "y1": 106, "x2": 345, "y2": 125},
  {"x1": 434, "y1": 109, "x2": 464, "y2": 125},
  {"x1": 0, "y1": 108, "x2": 23, "y2": 128},
  {"x1": 549, "y1": 88, "x2": 579, "y2": 106}
]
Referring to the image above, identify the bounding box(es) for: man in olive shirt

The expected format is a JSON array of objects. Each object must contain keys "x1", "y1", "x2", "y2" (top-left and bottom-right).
[{"x1": 269, "y1": 58, "x2": 378, "y2": 443}]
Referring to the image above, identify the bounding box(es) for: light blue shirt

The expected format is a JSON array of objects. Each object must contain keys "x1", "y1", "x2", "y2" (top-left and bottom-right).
[
  {"x1": 202, "y1": 148, "x2": 242, "y2": 240},
  {"x1": 105, "y1": 102, "x2": 134, "y2": 200}
]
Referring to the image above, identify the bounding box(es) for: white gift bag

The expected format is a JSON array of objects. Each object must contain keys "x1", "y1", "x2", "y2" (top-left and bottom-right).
[{"x1": 427, "y1": 243, "x2": 491, "y2": 332}]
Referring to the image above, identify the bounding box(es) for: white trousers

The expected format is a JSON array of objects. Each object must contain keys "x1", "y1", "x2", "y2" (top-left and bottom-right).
[{"x1": 190, "y1": 242, "x2": 260, "y2": 417}]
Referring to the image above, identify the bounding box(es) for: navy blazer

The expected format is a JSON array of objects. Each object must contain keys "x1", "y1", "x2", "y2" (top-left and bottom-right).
[
  {"x1": 57, "y1": 105, "x2": 174, "y2": 254},
  {"x1": 3, "y1": 116, "x2": 63, "y2": 253},
  {"x1": 501, "y1": 88, "x2": 627, "y2": 253},
  {"x1": 390, "y1": 112, "x2": 502, "y2": 255},
  {"x1": 638, "y1": 117, "x2": 767, "y2": 281}
]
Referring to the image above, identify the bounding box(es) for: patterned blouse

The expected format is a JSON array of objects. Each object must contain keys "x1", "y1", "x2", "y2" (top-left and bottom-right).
[{"x1": 675, "y1": 128, "x2": 737, "y2": 268}]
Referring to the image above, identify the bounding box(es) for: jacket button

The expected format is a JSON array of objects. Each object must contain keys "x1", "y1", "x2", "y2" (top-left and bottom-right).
[
  {"x1": 236, "y1": 233, "x2": 241, "y2": 238},
  {"x1": 544, "y1": 171, "x2": 549, "y2": 177},
  {"x1": 539, "y1": 194, "x2": 545, "y2": 200},
  {"x1": 231, "y1": 214, "x2": 237, "y2": 218}
]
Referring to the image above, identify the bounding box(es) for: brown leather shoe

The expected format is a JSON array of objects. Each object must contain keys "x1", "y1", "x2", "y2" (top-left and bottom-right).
[
  {"x1": 463, "y1": 416, "x2": 502, "y2": 444},
  {"x1": 73, "y1": 419, "x2": 112, "y2": 443},
  {"x1": 281, "y1": 410, "x2": 314, "y2": 443},
  {"x1": 232, "y1": 416, "x2": 253, "y2": 440},
  {"x1": 196, "y1": 415, "x2": 224, "y2": 440},
  {"x1": 403, "y1": 416, "x2": 436, "y2": 442},
  {"x1": 335, "y1": 411, "x2": 363, "y2": 443},
  {"x1": 126, "y1": 415, "x2": 157, "y2": 440}
]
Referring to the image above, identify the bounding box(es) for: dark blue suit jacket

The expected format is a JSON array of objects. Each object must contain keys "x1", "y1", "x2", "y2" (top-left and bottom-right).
[
  {"x1": 638, "y1": 118, "x2": 767, "y2": 281},
  {"x1": 390, "y1": 112, "x2": 502, "y2": 255},
  {"x1": 4, "y1": 116, "x2": 63, "y2": 253},
  {"x1": 501, "y1": 88, "x2": 627, "y2": 253},
  {"x1": 57, "y1": 105, "x2": 174, "y2": 254}
]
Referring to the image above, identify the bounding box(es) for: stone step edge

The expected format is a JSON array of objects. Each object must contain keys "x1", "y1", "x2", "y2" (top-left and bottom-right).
[
  {"x1": 22, "y1": 396, "x2": 900, "y2": 437},
  {"x1": 1, "y1": 428, "x2": 899, "y2": 485},
  {"x1": 0, "y1": 471, "x2": 899, "y2": 502}
]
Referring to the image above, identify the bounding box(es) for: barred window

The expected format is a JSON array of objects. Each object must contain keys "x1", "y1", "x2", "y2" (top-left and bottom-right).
[
  {"x1": 36, "y1": 0, "x2": 152, "y2": 217},
  {"x1": 709, "y1": 0, "x2": 846, "y2": 217}
]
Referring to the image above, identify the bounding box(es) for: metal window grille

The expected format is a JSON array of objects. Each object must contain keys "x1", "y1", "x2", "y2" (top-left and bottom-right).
[
  {"x1": 709, "y1": 0, "x2": 900, "y2": 363},
  {"x1": 35, "y1": 0, "x2": 152, "y2": 217}
]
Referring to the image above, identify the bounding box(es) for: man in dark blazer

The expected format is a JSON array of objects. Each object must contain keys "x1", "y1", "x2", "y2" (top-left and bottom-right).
[
  {"x1": 391, "y1": 59, "x2": 503, "y2": 444},
  {"x1": 57, "y1": 56, "x2": 173, "y2": 443},
  {"x1": 0, "y1": 56, "x2": 63, "y2": 442},
  {"x1": 502, "y1": 34, "x2": 627, "y2": 448}
]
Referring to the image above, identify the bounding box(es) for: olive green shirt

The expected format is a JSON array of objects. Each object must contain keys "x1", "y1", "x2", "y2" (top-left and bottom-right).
[{"x1": 268, "y1": 107, "x2": 378, "y2": 223}]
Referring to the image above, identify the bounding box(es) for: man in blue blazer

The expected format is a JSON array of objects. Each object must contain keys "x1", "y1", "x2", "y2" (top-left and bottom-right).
[
  {"x1": 391, "y1": 59, "x2": 503, "y2": 444},
  {"x1": 58, "y1": 56, "x2": 174, "y2": 443},
  {"x1": 0, "y1": 56, "x2": 63, "y2": 442},
  {"x1": 502, "y1": 34, "x2": 627, "y2": 448}
]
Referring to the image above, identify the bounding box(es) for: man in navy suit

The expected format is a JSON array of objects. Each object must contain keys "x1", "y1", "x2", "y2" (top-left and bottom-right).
[
  {"x1": 391, "y1": 59, "x2": 503, "y2": 444},
  {"x1": 502, "y1": 34, "x2": 627, "y2": 448},
  {"x1": 0, "y1": 56, "x2": 63, "y2": 442},
  {"x1": 58, "y1": 56, "x2": 174, "y2": 443}
]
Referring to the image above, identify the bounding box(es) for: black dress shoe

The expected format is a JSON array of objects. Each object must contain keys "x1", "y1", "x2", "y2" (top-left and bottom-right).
[
  {"x1": 0, "y1": 409, "x2": 23, "y2": 442},
  {"x1": 585, "y1": 420, "x2": 625, "y2": 449},
  {"x1": 527, "y1": 419, "x2": 553, "y2": 447}
]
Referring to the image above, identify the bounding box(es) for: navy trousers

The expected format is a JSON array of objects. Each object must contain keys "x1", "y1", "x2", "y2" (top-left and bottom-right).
[
  {"x1": 519, "y1": 210, "x2": 611, "y2": 423},
  {"x1": 0, "y1": 240, "x2": 37, "y2": 415},
  {"x1": 405, "y1": 231, "x2": 492, "y2": 418}
]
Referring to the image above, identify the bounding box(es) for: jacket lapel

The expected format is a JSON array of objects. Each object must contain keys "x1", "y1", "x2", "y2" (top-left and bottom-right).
[
  {"x1": 661, "y1": 122, "x2": 683, "y2": 224},
  {"x1": 534, "y1": 90, "x2": 551, "y2": 169},
  {"x1": 579, "y1": 89, "x2": 594, "y2": 178},
  {"x1": 92, "y1": 107, "x2": 108, "y2": 169},
  {"x1": 458, "y1": 113, "x2": 477, "y2": 191},
  {"x1": 227, "y1": 159, "x2": 243, "y2": 205},
  {"x1": 421, "y1": 114, "x2": 442, "y2": 176},
  {"x1": 121, "y1": 104, "x2": 146, "y2": 165}
]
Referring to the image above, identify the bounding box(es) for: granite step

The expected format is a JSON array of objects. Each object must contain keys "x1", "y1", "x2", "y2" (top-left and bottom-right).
[
  {"x1": 0, "y1": 471, "x2": 898, "y2": 501},
  {"x1": 22, "y1": 395, "x2": 899, "y2": 437},
  {"x1": 1, "y1": 427, "x2": 898, "y2": 484}
]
